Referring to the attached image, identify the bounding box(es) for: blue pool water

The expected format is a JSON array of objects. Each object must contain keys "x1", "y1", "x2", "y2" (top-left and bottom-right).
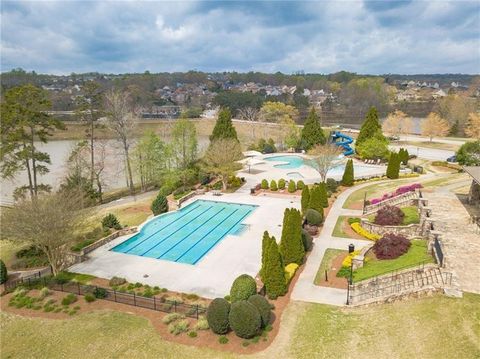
[
  {"x1": 112, "y1": 200, "x2": 257, "y2": 265},
  {"x1": 264, "y1": 155, "x2": 375, "y2": 177},
  {"x1": 264, "y1": 155, "x2": 305, "y2": 169}
]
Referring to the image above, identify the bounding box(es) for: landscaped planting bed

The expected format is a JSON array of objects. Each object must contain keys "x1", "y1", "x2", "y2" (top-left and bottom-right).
[{"x1": 339, "y1": 240, "x2": 433, "y2": 282}]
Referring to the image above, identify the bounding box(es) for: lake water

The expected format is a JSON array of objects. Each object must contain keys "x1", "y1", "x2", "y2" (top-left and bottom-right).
[{"x1": 0, "y1": 136, "x2": 210, "y2": 202}]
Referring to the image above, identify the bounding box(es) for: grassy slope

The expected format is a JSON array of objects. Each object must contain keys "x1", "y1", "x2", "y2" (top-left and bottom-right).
[
  {"x1": 314, "y1": 249, "x2": 346, "y2": 285},
  {"x1": 2, "y1": 294, "x2": 479, "y2": 359},
  {"x1": 332, "y1": 216, "x2": 352, "y2": 238},
  {"x1": 288, "y1": 294, "x2": 480, "y2": 359},
  {"x1": 343, "y1": 180, "x2": 410, "y2": 209},
  {"x1": 353, "y1": 240, "x2": 433, "y2": 282}
]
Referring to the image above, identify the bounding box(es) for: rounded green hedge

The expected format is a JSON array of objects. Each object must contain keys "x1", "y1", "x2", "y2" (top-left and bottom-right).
[
  {"x1": 305, "y1": 208, "x2": 323, "y2": 226},
  {"x1": 247, "y1": 294, "x2": 272, "y2": 327},
  {"x1": 278, "y1": 178, "x2": 286, "y2": 190},
  {"x1": 261, "y1": 179, "x2": 269, "y2": 190},
  {"x1": 230, "y1": 274, "x2": 257, "y2": 302},
  {"x1": 270, "y1": 180, "x2": 278, "y2": 191},
  {"x1": 206, "y1": 298, "x2": 231, "y2": 334},
  {"x1": 288, "y1": 180, "x2": 296, "y2": 193},
  {"x1": 301, "y1": 229, "x2": 313, "y2": 251},
  {"x1": 229, "y1": 300, "x2": 261, "y2": 339}
]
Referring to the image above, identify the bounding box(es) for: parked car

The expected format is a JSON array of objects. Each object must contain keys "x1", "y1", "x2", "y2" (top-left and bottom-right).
[
  {"x1": 388, "y1": 135, "x2": 400, "y2": 141},
  {"x1": 446, "y1": 155, "x2": 457, "y2": 163}
]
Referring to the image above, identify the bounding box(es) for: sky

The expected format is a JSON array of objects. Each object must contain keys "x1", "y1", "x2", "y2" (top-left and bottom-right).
[{"x1": 1, "y1": 0, "x2": 479, "y2": 75}]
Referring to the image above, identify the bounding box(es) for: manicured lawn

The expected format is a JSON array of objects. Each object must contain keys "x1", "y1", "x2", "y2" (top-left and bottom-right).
[
  {"x1": 401, "y1": 206, "x2": 420, "y2": 225},
  {"x1": 56, "y1": 271, "x2": 97, "y2": 285},
  {"x1": 332, "y1": 216, "x2": 352, "y2": 238},
  {"x1": 367, "y1": 206, "x2": 420, "y2": 225},
  {"x1": 352, "y1": 240, "x2": 433, "y2": 282},
  {"x1": 288, "y1": 293, "x2": 480, "y2": 359},
  {"x1": 314, "y1": 249, "x2": 346, "y2": 285},
  {"x1": 2, "y1": 293, "x2": 479, "y2": 358}
]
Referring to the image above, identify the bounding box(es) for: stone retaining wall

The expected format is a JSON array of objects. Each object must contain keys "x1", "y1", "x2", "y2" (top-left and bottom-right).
[
  {"x1": 360, "y1": 218, "x2": 421, "y2": 238},
  {"x1": 81, "y1": 227, "x2": 138, "y2": 255}
]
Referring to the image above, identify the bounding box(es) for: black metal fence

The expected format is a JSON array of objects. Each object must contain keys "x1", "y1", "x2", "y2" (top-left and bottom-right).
[
  {"x1": 3, "y1": 267, "x2": 53, "y2": 291},
  {"x1": 5, "y1": 273, "x2": 207, "y2": 319}
]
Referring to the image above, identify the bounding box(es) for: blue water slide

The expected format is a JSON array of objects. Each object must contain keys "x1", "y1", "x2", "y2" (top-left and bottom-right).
[{"x1": 331, "y1": 131, "x2": 355, "y2": 156}]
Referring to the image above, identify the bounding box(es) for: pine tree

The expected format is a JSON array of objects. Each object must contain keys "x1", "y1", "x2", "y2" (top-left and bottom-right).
[
  {"x1": 399, "y1": 148, "x2": 409, "y2": 165},
  {"x1": 301, "y1": 186, "x2": 310, "y2": 213},
  {"x1": 210, "y1": 108, "x2": 238, "y2": 141},
  {"x1": 260, "y1": 231, "x2": 272, "y2": 282},
  {"x1": 280, "y1": 208, "x2": 304, "y2": 265},
  {"x1": 308, "y1": 186, "x2": 324, "y2": 216},
  {"x1": 300, "y1": 107, "x2": 326, "y2": 150},
  {"x1": 386, "y1": 152, "x2": 400, "y2": 179},
  {"x1": 341, "y1": 159, "x2": 354, "y2": 186},
  {"x1": 319, "y1": 182, "x2": 328, "y2": 208},
  {"x1": 403, "y1": 148, "x2": 409, "y2": 165},
  {"x1": 264, "y1": 238, "x2": 287, "y2": 299},
  {"x1": 356, "y1": 107, "x2": 385, "y2": 147}
]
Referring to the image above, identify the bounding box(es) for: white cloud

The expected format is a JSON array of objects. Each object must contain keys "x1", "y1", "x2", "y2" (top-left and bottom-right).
[{"x1": 0, "y1": 0, "x2": 478, "y2": 74}]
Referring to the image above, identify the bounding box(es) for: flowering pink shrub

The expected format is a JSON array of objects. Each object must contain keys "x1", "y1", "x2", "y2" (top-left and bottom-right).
[{"x1": 370, "y1": 184, "x2": 422, "y2": 205}]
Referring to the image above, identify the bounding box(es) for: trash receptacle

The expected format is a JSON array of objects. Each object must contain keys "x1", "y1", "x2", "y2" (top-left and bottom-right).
[
  {"x1": 250, "y1": 188, "x2": 255, "y2": 195},
  {"x1": 348, "y1": 244, "x2": 355, "y2": 253}
]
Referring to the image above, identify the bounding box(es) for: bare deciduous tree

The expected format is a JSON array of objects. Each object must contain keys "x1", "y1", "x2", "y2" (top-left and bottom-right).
[
  {"x1": 465, "y1": 112, "x2": 480, "y2": 139},
  {"x1": 202, "y1": 139, "x2": 243, "y2": 191},
  {"x1": 382, "y1": 110, "x2": 413, "y2": 140},
  {"x1": 238, "y1": 107, "x2": 260, "y2": 142},
  {"x1": 307, "y1": 144, "x2": 342, "y2": 182},
  {"x1": 1, "y1": 192, "x2": 91, "y2": 275},
  {"x1": 421, "y1": 112, "x2": 450, "y2": 142},
  {"x1": 105, "y1": 89, "x2": 137, "y2": 193}
]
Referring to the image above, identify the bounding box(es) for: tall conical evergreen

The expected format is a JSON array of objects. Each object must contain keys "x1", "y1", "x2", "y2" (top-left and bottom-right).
[
  {"x1": 319, "y1": 182, "x2": 328, "y2": 208},
  {"x1": 301, "y1": 186, "x2": 310, "y2": 213},
  {"x1": 300, "y1": 107, "x2": 326, "y2": 150},
  {"x1": 264, "y1": 237, "x2": 287, "y2": 299},
  {"x1": 386, "y1": 152, "x2": 400, "y2": 179},
  {"x1": 210, "y1": 108, "x2": 238, "y2": 141},
  {"x1": 260, "y1": 231, "x2": 272, "y2": 282},
  {"x1": 341, "y1": 159, "x2": 354, "y2": 186},
  {"x1": 399, "y1": 148, "x2": 409, "y2": 165},
  {"x1": 308, "y1": 186, "x2": 324, "y2": 216},
  {"x1": 356, "y1": 107, "x2": 385, "y2": 147},
  {"x1": 279, "y1": 208, "x2": 305, "y2": 265}
]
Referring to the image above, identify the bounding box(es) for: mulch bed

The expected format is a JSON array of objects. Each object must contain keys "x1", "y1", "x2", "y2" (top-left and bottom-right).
[
  {"x1": 1, "y1": 268, "x2": 305, "y2": 355},
  {"x1": 1, "y1": 185, "x2": 348, "y2": 353},
  {"x1": 316, "y1": 252, "x2": 349, "y2": 289}
]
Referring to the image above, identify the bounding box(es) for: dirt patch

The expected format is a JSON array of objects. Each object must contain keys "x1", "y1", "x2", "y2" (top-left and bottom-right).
[{"x1": 316, "y1": 252, "x2": 349, "y2": 289}]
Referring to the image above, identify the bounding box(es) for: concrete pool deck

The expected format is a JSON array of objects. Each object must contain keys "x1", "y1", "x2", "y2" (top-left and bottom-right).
[
  {"x1": 240, "y1": 153, "x2": 386, "y2": 185},
  {"x1": 70, "y1": 191, "x2": 301, "y2": 299}
]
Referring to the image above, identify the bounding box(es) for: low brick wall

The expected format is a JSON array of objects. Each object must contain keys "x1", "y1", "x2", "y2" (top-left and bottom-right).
[{"x1": 360, "y1": 218, "x2": 421, "y2": 238}]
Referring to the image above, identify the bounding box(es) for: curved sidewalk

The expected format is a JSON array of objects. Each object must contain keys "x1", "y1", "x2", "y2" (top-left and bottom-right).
[{"x1": 291, "y1": 181, "x2": 376, "y2": 306}]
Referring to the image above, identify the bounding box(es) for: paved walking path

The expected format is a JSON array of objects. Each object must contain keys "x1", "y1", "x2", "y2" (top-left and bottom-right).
[
  {"x1": 427, "y1": 184, "x2": 480, "y2": 294},
  {"x1": 291, "y1": 173, "x2": 441, "y2": 306},
  {"x1": 291, "y1": 181, "x2": 377, "y2": 306}
]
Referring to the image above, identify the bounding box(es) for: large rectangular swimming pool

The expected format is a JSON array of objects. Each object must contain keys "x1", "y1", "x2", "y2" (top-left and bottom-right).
[{"x1": 111, "y1": 199, "x2": 257, "y2": 265}]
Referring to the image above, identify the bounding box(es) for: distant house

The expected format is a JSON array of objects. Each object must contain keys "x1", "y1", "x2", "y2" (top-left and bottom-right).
[{"x1": 432, "y1": 89, "x2": 447, "y2": 99}]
